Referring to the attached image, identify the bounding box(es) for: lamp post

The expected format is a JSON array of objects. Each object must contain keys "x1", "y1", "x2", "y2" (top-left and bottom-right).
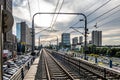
[
  {"x1": 31, "y1": 12, "x2": 87, "y2": 58},
  {"x1": 39, "y1": 36, "x2": 40, "y2": 50}
]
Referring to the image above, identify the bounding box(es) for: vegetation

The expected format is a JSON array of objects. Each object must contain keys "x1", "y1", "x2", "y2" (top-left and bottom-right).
[
  {"x1": 80, "y1": 45, "x2": 120, "y2": 58},
  {"x1": 115, "y1": 51, "x2": 120, "y2": 57}
]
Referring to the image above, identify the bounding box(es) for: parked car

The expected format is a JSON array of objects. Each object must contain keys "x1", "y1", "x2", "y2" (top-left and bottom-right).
[
  {"x1": 3, "y1": 76, "x2": 9, "y2": 80},
  {"x1": 3, "y1": 73, "x2": 12, "y2": 78},
  {"x1": 6, "y1": 61, "x2": 19, "y2": 68},
  {"x1": 4, "y1": 68, "x2": 17, "y2": 75},
  {"x1": 3, "y1": 65, "x2": 8, "y2": 72}
]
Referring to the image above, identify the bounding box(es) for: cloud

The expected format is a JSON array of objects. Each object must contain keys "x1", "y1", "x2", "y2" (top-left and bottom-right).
[
  {"x1": 13, "y1": 0, "x2": 120, "y2": 45},
  {"x1": 13, "y1": 0, "x2": 27, "y2": 7}
]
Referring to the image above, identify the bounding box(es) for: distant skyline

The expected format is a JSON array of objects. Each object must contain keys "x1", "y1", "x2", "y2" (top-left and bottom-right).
[{"x1": 12, "y1": 0, "x2": 120, "y2": 46}]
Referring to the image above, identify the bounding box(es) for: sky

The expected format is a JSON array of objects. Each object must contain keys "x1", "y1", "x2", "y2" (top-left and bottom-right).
[{"x1": 12, "y1": 0, "x2": 120, "y2": 46}]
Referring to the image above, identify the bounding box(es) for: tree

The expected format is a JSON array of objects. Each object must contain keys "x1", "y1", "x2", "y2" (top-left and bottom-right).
[
  {"x1": 88, "y1": 45, "x2": 96, "y2": 54},
  {"x1": 96, "y1": 48, "x2": 100, "y2": 54},
  {"x1": 99, "y1": 47, "x2": 108, "y2": 55},
  {"x1": 111, "y1": 48, "x2": 119, "y2": 56},
  {"x1": 115, "y1": 51, "x2": 120, "y2": 57},
  {"x1": 106, "y1": 48, "x2": 112, "y2": 57}
]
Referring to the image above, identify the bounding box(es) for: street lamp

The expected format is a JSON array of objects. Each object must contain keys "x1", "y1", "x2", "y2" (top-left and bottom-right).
[{"x1": 31, "y1": 12, "x2": 87, "y2": 57}]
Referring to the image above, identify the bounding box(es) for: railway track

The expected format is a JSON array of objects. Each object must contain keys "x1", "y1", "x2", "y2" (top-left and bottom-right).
[
  {"x1": 36, "y1": 49, "x2": 120, "y2": 80},
  {"x1": 46, "y1": 49, "x2": 120, "y2": 80},
  {"x1": 36, "y1": 49, "x2": 80, "y2": 80}
]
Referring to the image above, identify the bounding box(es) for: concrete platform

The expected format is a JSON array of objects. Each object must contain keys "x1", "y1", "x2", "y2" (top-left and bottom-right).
[{"x1": 24, "y1": 52, "x2": 41, "y2": 80}]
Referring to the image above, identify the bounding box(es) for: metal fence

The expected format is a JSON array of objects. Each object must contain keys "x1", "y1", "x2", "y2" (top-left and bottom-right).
[{"x1": 9, "y1": 57, "x2": 34, "y2": 80}]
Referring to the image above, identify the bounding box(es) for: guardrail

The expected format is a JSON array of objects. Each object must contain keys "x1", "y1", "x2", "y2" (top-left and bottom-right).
[
  {"x1": 9, "y1": 57, "x2": 34, "y2": 80},
  {"x1": 46, "y1": 49, "x2": 120, "y2": 79}
]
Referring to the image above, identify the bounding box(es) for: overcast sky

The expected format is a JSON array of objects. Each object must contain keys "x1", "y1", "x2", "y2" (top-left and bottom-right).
[{"x1": 12, "y1": 0, "x2": 120, "y2": 46}]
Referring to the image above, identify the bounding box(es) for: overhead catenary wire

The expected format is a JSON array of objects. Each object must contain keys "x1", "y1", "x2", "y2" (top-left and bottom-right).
[
  {"x1": 87, "y1": 0, "x2": 112, "y2": 17},
  {"x1": 89, "y1": 13, "x2": 120, "y2": 30},
  {"x1": 27, "y1": 0, "x2": 32, "y2": 20},
  {"x1": 98, "y1": 16, "x2": 120, "y2": 28},
  {"x1": 88, "y1": 3, "x2": 120, "y2": 24},
  {"x1": 97, "y1": 8, "x2": 120, "y2": 24},
  {"x1": 35, "y1": 27, "x2": 51, "y2": 35},
  {"x1": 82, "y1": 0, "x2": 99, "y2": 12},
  {"x1": 88, "y1": 8, "x2": 120, "y2": 29},
  {"x1": 51, "y1": 0, "x2": 64, "y2": 30},
  {"x1": 72, "y1": 28, "x2": 84, "y2": 35},
  {"x1": 61, "y1": 0, "x2": 116, "y2": 33},
  {"x1": 62, "y1": 0, "x2": 110, "y2": 33},
  {"x1": 50, "y1": 0, "x2": 60, "y2": 29},
  {"x1": 63, "y1": 20, "x2": 80, "y2": 33},
  {"x1": 68, "y1": 0, "x2": 99, "y2": 23}
]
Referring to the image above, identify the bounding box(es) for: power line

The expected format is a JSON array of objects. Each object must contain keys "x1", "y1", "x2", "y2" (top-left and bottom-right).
[
  {"x1": 35, "y1": 27, "x2": 51, "y2": 35},
  {"x1": 27, "y1": 0, "x2": 32, "y2": 20},
  {"x1": 63, "y1": 28, "x2": 70, "y2": 33},
  {"x1": 70, "y1": 0, "x2": 99, "y2": 22},
  {"x1": 87, "y1": 0, "x2": 112, "y2": 17},
  {"x1": 61, "y1": 0, "x2": 105, "y2": 33},
  {"x1": 50, "y1": 0, "x2": 60, "y2": 29},
  {"x1": 82, "y1": 0, "x2": 99, "y2": 12},
  {"x1": 89, "y1": 15, "x2": 120, "y2": 30},
  {"x1": 51, "y1": 0, "x2": 64, "y2": 29},
  {"x1": 88, "y1": 3, "x2": 120, "y2": 24},
  {"x1": 65, "y1": 0, "x2": 111, "y2": 31},
  {"x1": 62, "y1": 20, "x2": 80, "y2": 33},
  {"x1": 98, "y1": 16, "x2": 120, "y2": 28},
  {"x1": 88, "y1": 8, "x2": 120, "y2": 29},
  {"x1": 97, "y1": 9, "x2": 120, "y2": 24}
]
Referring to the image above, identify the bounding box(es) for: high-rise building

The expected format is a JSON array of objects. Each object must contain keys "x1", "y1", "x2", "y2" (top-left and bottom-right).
[
  {"x1": 92, "y1": 31, "x2": 102, "y2": 46},
  {"x1": 4, "y1": 0, "x2": 12, "y2": 13},
  {"x1": 16, "y1": 23, "x2": 21, "y2": 42},
  {"x1": 72, "y1": 37, "x2": 78, "y2": 45},
  {"x1": 61, "y1": 33, "x2": 70, "y2": 48},
  {"x1": 16, "y1": 22, "x2": 32, "y2": 52}
]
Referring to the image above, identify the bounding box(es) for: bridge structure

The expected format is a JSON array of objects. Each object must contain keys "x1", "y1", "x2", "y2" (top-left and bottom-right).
[{"x1": 10, "y1": 48, "x2": 120, "y2": 80}]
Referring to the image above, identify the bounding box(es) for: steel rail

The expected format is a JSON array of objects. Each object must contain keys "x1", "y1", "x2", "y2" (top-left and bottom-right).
[
  {"x1": 44, "y1": 54, "x2": 51, "y2": 80},
  {"x1": 44, "y1": 49, "x2": 75, "y2": 80},
  {"x1": 48, "y1": 50, "x2": 120, "y2": 79}
]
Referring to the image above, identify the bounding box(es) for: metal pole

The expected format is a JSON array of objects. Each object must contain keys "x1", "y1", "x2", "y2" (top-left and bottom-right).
[
  {"x1": 31, "y1": 17, "x2": 35, "y2": 55},
  {"x1": 32, "y1": 12, "x2": 87, "y2": 57},
  {"x1": 56, "y1": 36, "x2": 58, "y2": 51},
  {"x1": 84, "y1": 14, "x2": 87, "y2": 60},
  {"x1": 39, "y1": 36, "x2": 40, "y2": 50},
  {"x1": 39, "y1": 36, "x2": 40, "y2": 47},
  {"x1": 0, "y1": 5, "x2": 3, "y2": 80}
]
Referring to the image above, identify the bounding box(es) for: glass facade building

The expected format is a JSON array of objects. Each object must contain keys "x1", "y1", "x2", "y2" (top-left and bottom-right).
[
  {"x1": 61, "y1": 33, "x2": 71, "y2": 49},
  {"x1": 16, "y1": 23, "x2": 21, "y2": 42}
]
